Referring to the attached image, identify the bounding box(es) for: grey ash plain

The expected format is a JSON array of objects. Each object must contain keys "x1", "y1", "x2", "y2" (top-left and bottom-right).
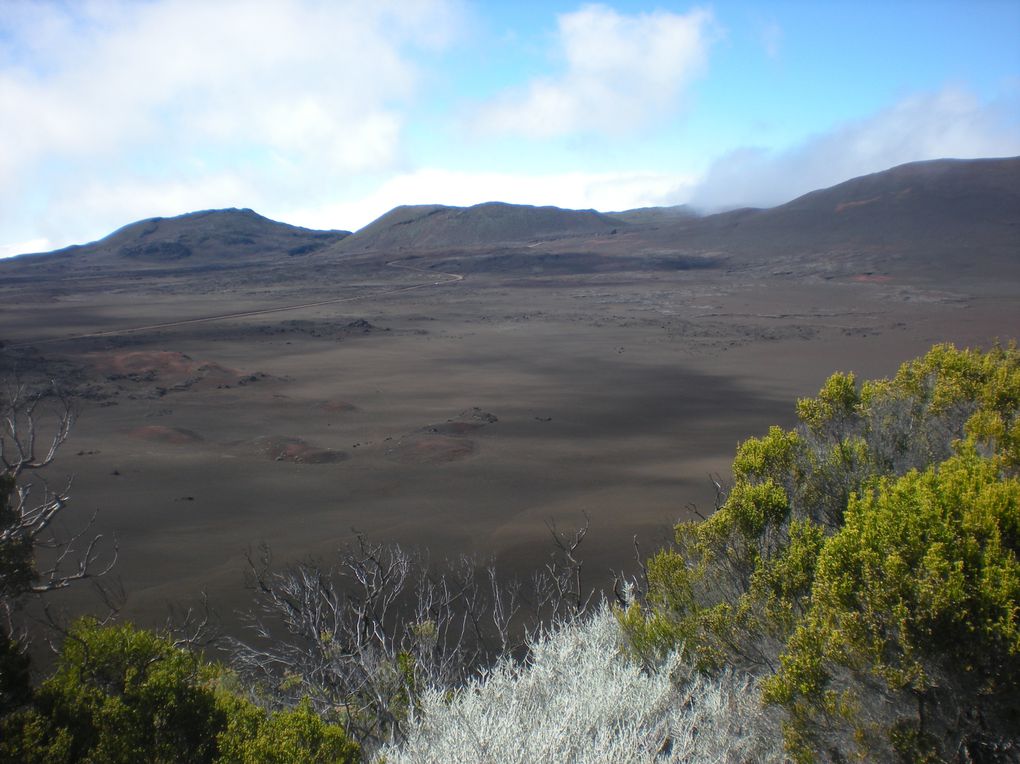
[{"x1": 2, "y1": 156, "x2": 1018, "y2": 631}]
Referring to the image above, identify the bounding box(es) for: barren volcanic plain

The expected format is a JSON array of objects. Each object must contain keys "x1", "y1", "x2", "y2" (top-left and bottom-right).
[{"x1": 2, "y1": 157, "x2": 1018, "y2": 631}]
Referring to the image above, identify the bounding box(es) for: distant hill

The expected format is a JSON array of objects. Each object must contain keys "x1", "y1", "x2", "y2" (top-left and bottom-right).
[
  {"x1": 97, "y1": 208, "x2": 350, "y2": 261},
  {"x1": 606, "y1": 205, "x2": 700, "y2": 226},
  {"x1": 747, "y1": 156, "x2": 1019, "y2": 241},
  {"x1": 341, "y1": 202, "x2": 623, "y2": 252},
  {"x1": 0, "y1": 208, "x2": 350, "y2": 280},
  {"x1": 635, "y1": 156, "x2": 1020, "y2": 279}
]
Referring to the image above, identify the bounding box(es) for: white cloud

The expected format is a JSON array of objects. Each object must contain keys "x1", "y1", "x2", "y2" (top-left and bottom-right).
[
  {"x1": 690, "y1": 86, "x2": 1020, "y2": 210},
  {"x1": 285, "y1": 168, "x2": 698, "y2": 232},
  {"x1": 0, "y1": 0, "x2": 461, "y2": 245},
  {"x1": 475, "y1": 4, "x2": 714, "y2": 138}
]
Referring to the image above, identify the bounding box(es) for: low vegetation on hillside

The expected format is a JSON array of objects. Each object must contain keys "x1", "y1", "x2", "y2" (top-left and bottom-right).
[
  {"x1": 620, "y1": 342, "x2": 1019, "y2": 762},
  {"x1": 1, "y1": 343, "x2": 1017, "y2": 762}
]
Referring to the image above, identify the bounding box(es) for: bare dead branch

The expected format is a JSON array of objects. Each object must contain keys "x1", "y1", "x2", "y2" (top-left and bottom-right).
[
  {"x1": 0, "y1": 380, "x2": 76, "y2": 477},
  {"x1": 687, "y1": 500, "x2": 708, "y2": 522},
  {"x1": 230, "y1": 519, "x2": 598, "y2": 749},
  {"x1": 538, "y1": 511, "x2": 593, "y2": 619},
  {"x1": 165, "y1": 591, "x2": 221, "y2": 650},
  {"x1": 1, "y1": 378, "x2": 114, "y2": 647},
  {"x1": 709, "y1": 472, "x2": 727, "y2": 512}
]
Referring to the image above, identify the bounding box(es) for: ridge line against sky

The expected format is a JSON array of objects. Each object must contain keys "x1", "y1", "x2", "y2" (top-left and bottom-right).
[{"x1": 1, "y1": 0, "x2": 1019, "y2": 258}]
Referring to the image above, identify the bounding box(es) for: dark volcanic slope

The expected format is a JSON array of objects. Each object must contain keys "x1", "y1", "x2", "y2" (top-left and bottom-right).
[
  {"x1": 659, "y1": 157, "x2": 1020, "y2": 278},
  {"x1": 333, "y1": 156, "x2": 1020, "y2": 282},
  {"x1": 751, "y1": 156, "x2": 1018, "y2": 249},
  {"x1": 0, "y1": 208, "x2": 350, "y2": 280},
  {"x1": 340, "y1": 201, "x2": 623, "y2": 252}
]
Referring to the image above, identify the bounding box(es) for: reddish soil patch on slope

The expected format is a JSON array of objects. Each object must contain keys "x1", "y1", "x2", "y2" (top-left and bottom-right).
[
  {"x1": 835, "y1": 197, "x2": 880, "y2": 213},
  {"x1": 386, "y1": 435, "x2": 477, "y2": 464},
  {"x1": 252, "y1": 436, "x2": 347, "y2": 464},
  {"x1": 320, "y1": 400, "x2": 358, "y2": 413},
  {"x1": 127, "y1": 425, "x2": 203, "y2": 444},
  {"x1": 851, "y1": 274, "x2": 893, "y2": 283},
  {"x1": 90, "y1": 351, "x2": 245, "y2": 387}
]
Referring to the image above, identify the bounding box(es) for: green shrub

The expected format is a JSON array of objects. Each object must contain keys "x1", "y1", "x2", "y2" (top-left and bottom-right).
[
  {"x1": 217, "y1": 696, "x2": 359, "y2": 764},
  {"x1": 622, "y1": 342, "x2": 1020, "y2": 761},
  {"x1": 763, "y1": 448, "x2": 1019, "y2": 761},
  {"x1": 0, "y1": 619, "x2": 358, "y2": 764}
]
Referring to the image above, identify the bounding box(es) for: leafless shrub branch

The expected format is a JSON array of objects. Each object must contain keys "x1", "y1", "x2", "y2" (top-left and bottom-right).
[
  {"x1": 230, "y1": 517, "x2": 598, "y2": 749},
  {"x1": 1, "y1": 378, "x2": 116, "y2": 643}
]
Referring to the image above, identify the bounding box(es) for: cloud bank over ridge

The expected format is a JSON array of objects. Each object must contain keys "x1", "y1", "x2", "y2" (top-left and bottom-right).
[{"x1": 689, "y1": 86, "x2": 1020, "y2": 211}]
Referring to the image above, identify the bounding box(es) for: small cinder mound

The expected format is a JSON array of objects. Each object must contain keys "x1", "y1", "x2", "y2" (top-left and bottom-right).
[
  {"x1": 128, "y1": 425, "x2": 203, "y2": 445},
  {"x1": 91, "y1": 350, "x2": 247, "y2": 388},
  {"x1": 420, "y1": 407, "x2": 498, "y2": 435},
  {"x1": 459, "y1": 407, "x2": 498, "y2": 424},
  {"x1": 391, "y1": 407, "x2": 496, "y2": 464},
  {"x1": 345, "y1": 319, "x2": 376, "y2": 332},
  {"x1": 105, "y1": 351, "x2": 201, "y2": 376},
  {"x1": 422, "y1": 421, "x2": 484, "y2": 436},
  {"x1": 387, "y1": 435, "x2": 476, "y2": 465},
  {"x1": 253, "y1": 436, "x2": 347, "y2": 464}
]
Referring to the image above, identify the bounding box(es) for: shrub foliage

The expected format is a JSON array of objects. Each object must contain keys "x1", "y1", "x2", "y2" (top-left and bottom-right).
[
  {"x1": 622, "y1": 343, "x2": 1020, "y2": 762},
  {"x1": 0, "y1": 618, "x2": 359, "y2": 764}
]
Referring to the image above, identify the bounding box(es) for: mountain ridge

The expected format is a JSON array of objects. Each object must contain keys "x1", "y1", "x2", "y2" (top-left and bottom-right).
[{"x1": 3, "y1": 156, "x2": 1017, "y2": 282}]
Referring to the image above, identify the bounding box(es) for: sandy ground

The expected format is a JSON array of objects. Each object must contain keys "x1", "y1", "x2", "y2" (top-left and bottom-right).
[{"x1": 2, "y1": 255, "x2": 1015, "y2": 632}]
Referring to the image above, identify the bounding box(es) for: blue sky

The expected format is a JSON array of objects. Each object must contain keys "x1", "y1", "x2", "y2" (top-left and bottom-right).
[{"x1": 1, "y1": 0, "x2": 1018, "y2": 257}]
